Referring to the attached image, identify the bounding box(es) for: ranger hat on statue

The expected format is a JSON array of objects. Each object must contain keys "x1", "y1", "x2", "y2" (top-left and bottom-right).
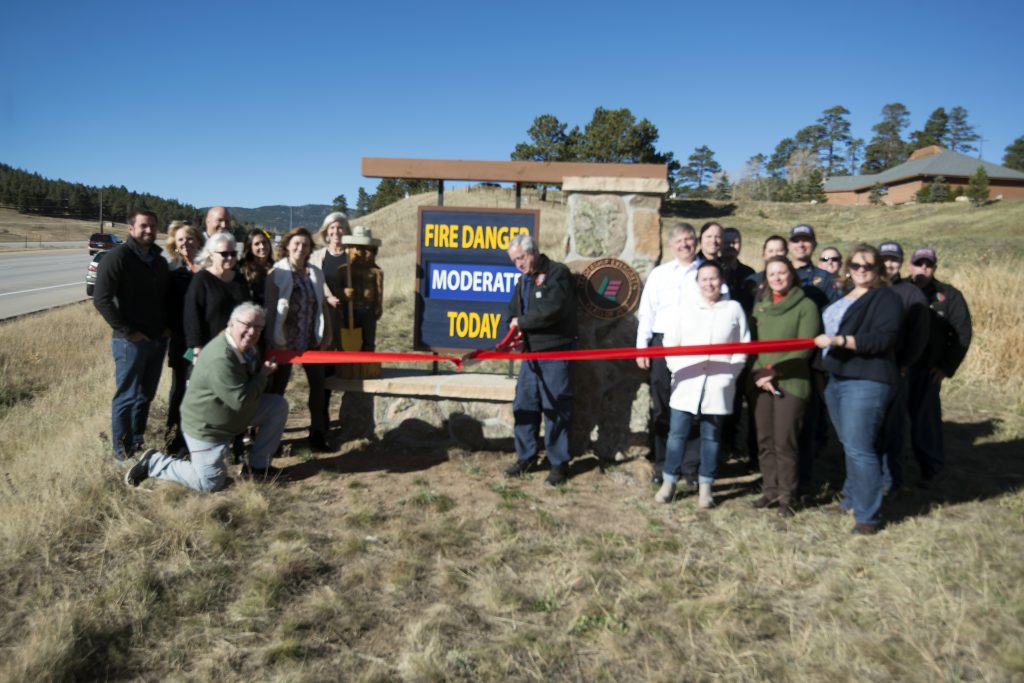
[{"x1": 342, "y1": 225, "x2": 382, "y2": 247}]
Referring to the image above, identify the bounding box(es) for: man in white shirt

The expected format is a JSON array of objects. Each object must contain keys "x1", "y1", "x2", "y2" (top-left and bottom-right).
[{"x1": 635, "y1": 223, "x2": 701, "y2": 484}]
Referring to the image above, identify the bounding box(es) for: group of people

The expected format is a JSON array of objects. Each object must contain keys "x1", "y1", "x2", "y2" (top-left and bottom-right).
[
  {"x1": 95, "y1": 206, "x2": 972, "y2": 534},
  {"x1": 624, "y1": 221, "x2": 972, "y2": 533},
  {"x1": 93, "y1": 206, "x2": 384, "y2": 492}
]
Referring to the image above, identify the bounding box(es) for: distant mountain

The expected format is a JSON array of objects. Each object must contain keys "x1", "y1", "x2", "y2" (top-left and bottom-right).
[{"x1": 227, "y1": 204, "x2": 334, "y2": 232}]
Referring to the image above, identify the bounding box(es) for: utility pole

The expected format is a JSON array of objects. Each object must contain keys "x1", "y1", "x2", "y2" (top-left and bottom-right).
[
  {"x1": 289, "y1": 206, "x2": 293, "y2": 230},
  {"x1": 98, "y1": 189, "x2": 104, "y2": 232}
]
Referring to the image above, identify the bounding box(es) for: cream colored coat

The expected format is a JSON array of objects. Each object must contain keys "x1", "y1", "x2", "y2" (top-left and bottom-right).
[{"x1": 664, "y1": 297, "x2": 749, "y2": 415}]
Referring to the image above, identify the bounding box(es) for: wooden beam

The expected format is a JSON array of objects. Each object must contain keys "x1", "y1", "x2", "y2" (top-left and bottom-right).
[{"x1": 362, "y1": 158, "x2": 667, "y2": 185}]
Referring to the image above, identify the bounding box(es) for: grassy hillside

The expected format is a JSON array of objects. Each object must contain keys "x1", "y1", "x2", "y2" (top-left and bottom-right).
[
  {"x1": 0, "y1": 207, "x2": 115, "y2": 243},
  {"x1": 1, "y1": 193, "x2": 1023, "y2": 681}
]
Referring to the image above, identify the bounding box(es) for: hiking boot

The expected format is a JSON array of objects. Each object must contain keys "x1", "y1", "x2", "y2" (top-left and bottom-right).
[
  {"x1": 309, "y1": 431, "x2": 333, "y2": 453},
  {"x1": 504, "y1": 458, "x2": 534, "y2": 478},
  {"x1": 751, "y1": 495, "x2": 776, "y2": 509},
  {"x1": 851, "y1": 522, "x2": 880, "y2": 536},
  {"x1": 124, "y1": 448, "x2": 156, "y2": 487},
  {"x1": 544, "y1": 463, "x2": 569, "y2": 487},
  {"x1": 778, "y1": 503, "x2": 796, "y2": 519}
]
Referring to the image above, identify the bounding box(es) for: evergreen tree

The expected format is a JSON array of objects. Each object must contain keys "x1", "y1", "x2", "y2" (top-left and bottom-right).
[
  {"x1": 966, "y1": 166, "x2": 989, "y2": 206},
  {"x1": 712, "y1": 172, "x2": 732, "y2": 200},
  {"x1": 845, "y1": 138, "x2": 864, "y2": 176},
  {"x1": 868, "y1": 183, "x2": 888, "y2": 205},
  {"x1": 917, "y1": 176, "x2": 954, "y2": 204},
  {"x1": 679, "y1": 145, "x2": 722, "y2": 195},
  {"x1": 767, "y1": 138, "x2": 796, "y2": 178},
  {"x1": 332, "y1": 194, "x2": 349, "y2": 214},
  {"x1": 861, "y1": 103, "x2": 911, "y2": 174},
  {"x1": 944, "y1": 106, "x2": 980, "y2": 154},
  {"x1": 803, "y1": 168, "x2": 827, "y2": 203},
  {"x1": 511, "y1": 114, "x2": 577, "y2": 162},
  {"x1": 909, "y1": 107, "x2": 949, "y2": 150},
  {"x1": 1004, "y1": 135, "x2": 1024, "y2": 171},
  {"x1": 356, "y1": 187, "x2": 371, "y2": 215},
  {"x1": 816, "y1": 105, "x2": 853, "y2": 176}
]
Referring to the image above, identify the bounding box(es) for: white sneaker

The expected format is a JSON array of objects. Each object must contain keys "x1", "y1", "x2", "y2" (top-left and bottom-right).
[
  {"x1": 654, "y1": 481, "x2": 675, "y2": 503},
  {"x1": 698, "y1": 482, "x2": 715, "y2": 509}
]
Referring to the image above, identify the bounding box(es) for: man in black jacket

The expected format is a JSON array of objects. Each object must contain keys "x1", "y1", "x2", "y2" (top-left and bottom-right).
[
  {"x1": 503, "y1": 233, "x2": 577, "y2": 486},
  {"x1": 907, "y1": 247, "x2": 972, "y2": 482},
  {"x1": 93, "y1": 210, "x2": 169, "y2": 463},
  {"x1": 878, "y1": 241, "x2": 930, "y2": 493}
]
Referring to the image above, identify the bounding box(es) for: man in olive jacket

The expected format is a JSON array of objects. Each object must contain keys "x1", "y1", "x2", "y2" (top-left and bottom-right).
[
  {"x1": 125, "y1": 303, "x2": 288, "y2": 492},
  {"x1": 502, "y1": 233, "x2": 577, "y2": 486}
]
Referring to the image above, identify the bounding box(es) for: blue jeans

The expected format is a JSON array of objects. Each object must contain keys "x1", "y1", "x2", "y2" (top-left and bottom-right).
[
  {"x1": 110, "y1": 336, "x2": 167, "y2": 457},
  {"x1": 824, "y1": 376, "x2": 893, "y2": 525},
  {"x1": 663, "y1": 410, "x2": 723, "y2": 485},
  {"x1": 147, "y1": 393, "x2": 288, "y2": 492},
  {"x1": 513, "y1": 357, "x2": 572, "y2": 466}
]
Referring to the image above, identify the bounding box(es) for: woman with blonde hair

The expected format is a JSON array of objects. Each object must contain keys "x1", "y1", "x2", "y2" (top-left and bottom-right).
[
  {"x1": 265, "y1": 227, "x2": 338, "y2": 452},
  {"x1": 309, "y1": 211, "x2": 351, "y2": 424},
  {"x1": 164, "y1": 220, "x2": 203, "y2": 452}
]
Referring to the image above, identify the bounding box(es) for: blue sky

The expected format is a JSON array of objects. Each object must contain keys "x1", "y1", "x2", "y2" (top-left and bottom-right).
[{"x1": 3, "y1": 0, "x2": 1022, "y2": 209}]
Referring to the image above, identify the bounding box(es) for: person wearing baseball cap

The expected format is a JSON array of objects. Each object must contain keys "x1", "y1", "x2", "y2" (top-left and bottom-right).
[
  {"x1": 906, "y1": 246, "x2": 973, "y2": 485},
  {"x1": 877, "y1": 241, "x2": 930, "y2": 495},
  {"x1": 788, "y1": 224, "x2": 839, "y2": 309}
]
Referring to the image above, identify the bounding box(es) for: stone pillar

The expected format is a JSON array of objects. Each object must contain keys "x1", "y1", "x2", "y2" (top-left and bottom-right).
[{"x1": 560, "y1": 176, "x2": 668, "y2": 461}]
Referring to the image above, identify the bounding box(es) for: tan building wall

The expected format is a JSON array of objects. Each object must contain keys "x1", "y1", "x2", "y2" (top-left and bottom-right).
[{"x1": 827, "y1": 178, "x2": 1024, "y2": 205}]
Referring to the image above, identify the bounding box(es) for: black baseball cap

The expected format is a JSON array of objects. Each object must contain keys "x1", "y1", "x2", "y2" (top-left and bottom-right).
[{"x1": 790, "y1": 224, "x2": 816, "y2": 241}]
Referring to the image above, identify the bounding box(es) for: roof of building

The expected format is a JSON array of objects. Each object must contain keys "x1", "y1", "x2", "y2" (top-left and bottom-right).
[{"x1": 824, "y1": 146, "x2": 1024, "y2": 192}]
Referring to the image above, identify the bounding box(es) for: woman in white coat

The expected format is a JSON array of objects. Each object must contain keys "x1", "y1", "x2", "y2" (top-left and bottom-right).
[{"x1": 656, "y1": 261, "x2": 749, "y2": 508}]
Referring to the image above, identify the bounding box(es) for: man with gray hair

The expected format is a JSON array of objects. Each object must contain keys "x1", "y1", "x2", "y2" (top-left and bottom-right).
[
  {"x1": 125, "y1": 302, "x2": 288, "y2": 491},
  {"x1": 503, "y1": 232, "x2": 578, "y2": 486}
]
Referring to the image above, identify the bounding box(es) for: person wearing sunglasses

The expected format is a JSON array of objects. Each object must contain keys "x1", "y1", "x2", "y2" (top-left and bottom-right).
[
  {"x1": 907, "y1": 247, "x2": 972, "y2": 486},
  {"x1": 184, "y1": 231, "x2": 251, "y2": 361},
  {"x1": 814, "y1": 244, "x2": 902, "y2": 535},
  {"x1": 818, "y1": 247, "x2": 843, "y2": 276}
]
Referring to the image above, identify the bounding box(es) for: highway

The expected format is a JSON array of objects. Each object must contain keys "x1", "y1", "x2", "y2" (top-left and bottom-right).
[{"x1": 0, "y1": 249, "x2": 93, "y2": 319}]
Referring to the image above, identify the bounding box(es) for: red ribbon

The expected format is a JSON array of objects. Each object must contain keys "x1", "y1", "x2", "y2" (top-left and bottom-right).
[{"x1": 266, "y1": 338, "x2": 816, "y2": 370}]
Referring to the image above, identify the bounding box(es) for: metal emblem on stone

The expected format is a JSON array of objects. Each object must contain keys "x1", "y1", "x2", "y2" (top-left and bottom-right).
[{"x1": 577, "y1": 258, "x2": 641, "y2": 320}]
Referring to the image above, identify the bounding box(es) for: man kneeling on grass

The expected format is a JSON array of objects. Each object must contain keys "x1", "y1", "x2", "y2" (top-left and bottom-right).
[{"x1": 125, "y1": 302, "x2": 287, "y2": 491}]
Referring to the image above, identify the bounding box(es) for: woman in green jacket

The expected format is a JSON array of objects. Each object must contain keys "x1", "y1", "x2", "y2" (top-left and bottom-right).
[{"x1": 749, "y1": 256, "x2": 822, "y2": 516}]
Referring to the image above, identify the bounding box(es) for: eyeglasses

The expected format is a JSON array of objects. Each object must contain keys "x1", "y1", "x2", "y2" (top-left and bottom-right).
[
  {"x1": 216, "y1": 250, "x2": 238, "y2": 258},
  {"x1": 848, "y1": 261, "x2": 874, "y2": 272},
  {"x1": 820, "y1": 256, "x2": 841, "y2": 264},
  {"x1": 233, "y1": 319, "x2": 264, "y2": 331},
  {"x1": 912, "y1": 260, "x2": 936, "y2": 268}
]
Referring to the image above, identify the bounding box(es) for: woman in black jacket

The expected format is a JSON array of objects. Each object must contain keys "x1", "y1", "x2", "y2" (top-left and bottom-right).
[
  {"x1": 184, "y1": 231, "x2": 251, "y2": 357},
  {"x1": 814, "y1": 244, "x2": 902, "y2": 535},
  {"x1": 164, "y1": 221, "x2": 201, "y2": 452}
]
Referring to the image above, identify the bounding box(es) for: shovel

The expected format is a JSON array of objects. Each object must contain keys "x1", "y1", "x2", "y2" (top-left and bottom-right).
[{"x1": 340, "y1": 261, "x2": 363, "y2": 353}]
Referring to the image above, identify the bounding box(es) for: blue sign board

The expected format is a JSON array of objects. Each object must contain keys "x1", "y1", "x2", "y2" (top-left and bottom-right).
[{"x1": 415, "y1": 207, "x2": 540, "y2": 351}]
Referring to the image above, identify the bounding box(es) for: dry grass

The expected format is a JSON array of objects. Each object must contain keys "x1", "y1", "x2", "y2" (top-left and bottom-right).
[
  {"x1": 1, "y1": 196, "x2": 1023, "y2": 681},
  {"x1": 0, "y1": 207, "x2": 112, "y2": 243}
]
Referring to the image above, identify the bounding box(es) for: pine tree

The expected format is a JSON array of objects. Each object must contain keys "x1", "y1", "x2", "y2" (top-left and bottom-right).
[
  {"x1": 679, "y1": 145, "x2": 722, "y2": 196},
  {"x1": 861, "y1": 103, "x2": 911, "y2": 174},
  {"x1": 767, "y1": 138, "x2": 796, "y2": 178},
  {"x1": 910, "y1": 107, "x2": 949, "y2": 150},
  {"x1": 966, "y1": 166, "x2": 989, "y2": 206},
  {"x1": 1004, "y1": 135, "x2": 1024, "y2": 171},
  {"x1": 511, "y1": 114, "x2": 577, "y2": 162},
  {"x1": 944, "y1": 107, "x2": 980, "y2": 154},
  {"x1": 844, "y1": 138, "x2": 864, "y2": 176},
  {"x1": 356, "y1": 187, "x2": 371, "y2": 215},
  {"x1": 816, "y1": 105, "x2": 853, "y2": 176},
  {"x1": 712, "y1": 172, "x2": 732, "y2": 200},
  {"x1": 332, "y1": 194, "x2": 349, "y2": 214},
  {"x1": 868, "y1": 183, "x2": 888, "y2": 205},
  {"x1": 804, "y1": 168, "x2": 827, "y2": 203}
]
